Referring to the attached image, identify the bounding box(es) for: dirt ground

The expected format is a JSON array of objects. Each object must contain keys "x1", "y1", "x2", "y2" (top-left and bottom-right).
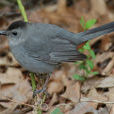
[{"x1": 0, "y1": 0, "x2": 114, "y2": 114}]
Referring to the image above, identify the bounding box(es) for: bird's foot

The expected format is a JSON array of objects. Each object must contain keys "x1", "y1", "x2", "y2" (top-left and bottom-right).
[{"x1": 33, "y1": 87, "x2": 46, "y2": 97}]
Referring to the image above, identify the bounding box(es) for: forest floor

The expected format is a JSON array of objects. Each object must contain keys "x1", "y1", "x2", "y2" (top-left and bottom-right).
[{"x1": 0, "y1": 0, "x2": 114, "y2": 114}]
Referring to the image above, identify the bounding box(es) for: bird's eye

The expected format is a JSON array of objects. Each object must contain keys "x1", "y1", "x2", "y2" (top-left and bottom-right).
[{"x1": 12, "y1": 31, "x2": 17, "y2": 36}]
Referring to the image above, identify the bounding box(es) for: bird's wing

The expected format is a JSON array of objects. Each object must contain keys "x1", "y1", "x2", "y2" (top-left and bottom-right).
[{"x1": 23, "y1": 23, "x2": 86, "y2": 64}]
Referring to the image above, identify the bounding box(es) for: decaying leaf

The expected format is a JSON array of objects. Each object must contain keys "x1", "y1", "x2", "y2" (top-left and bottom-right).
[
  {"x1": 0, "y1": 68, "x2": 32, "y2": 112},
  {"x1": 87, "y1": 88, "x2": 108, "y2": 101},
  {"x1": 110, "y1": 105, "x2": 114, "y2": 114},
  {"x1": 67, "y1": 102, "x2": 97, "y2": 114},
  {"x1": 61, "y1": 82, "x2": 80, "y2": 103},
  {"x1": 97, "y1": 76, "x2": 114, "y2": 88}
]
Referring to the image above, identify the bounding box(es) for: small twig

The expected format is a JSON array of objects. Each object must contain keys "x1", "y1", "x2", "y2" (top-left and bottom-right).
[
  {"x1": 6, "y1": 97, "x2": 34, "y2": 108},
  {"x1": 55, "y1": 103, "x2": 73, "y2": 108},
  {"x1": 7, "y1": 97, "x2": 33, "y2": 108},
  {"x1": 81, "y1": 97, "x2": 114, "y2": 104}
]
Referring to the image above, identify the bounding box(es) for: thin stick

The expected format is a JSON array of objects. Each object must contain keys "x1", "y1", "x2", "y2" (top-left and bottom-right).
[
  {"x1": 6, "y1": 97, "x2": 34, "y2": 108},
  {"x1": 81, "y1": 97, "x2": 114, "y2": 104}
]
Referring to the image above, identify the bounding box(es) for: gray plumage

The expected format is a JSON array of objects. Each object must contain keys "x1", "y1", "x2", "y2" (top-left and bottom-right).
[{"x1": 0, "y1": 21, "x2": 114, "y2": 73}]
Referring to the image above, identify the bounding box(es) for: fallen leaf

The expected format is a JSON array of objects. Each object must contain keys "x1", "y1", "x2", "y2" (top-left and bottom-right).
[
  {"x1": 61, "y1": 82, "x2": 80, "y2": 103},
  {"x1": 67, "y1": 102, "x2": 97, "y2": 114},
  {"x1": 47, "y1": 80, "x2": 64, "y2": 94},
  {"x1": 87, "y1": 88, "x2": 108, "y2": 101},
  {"x1": 0, "y1": 68, "x2": 32, "y2": 112},
  {"x1": 97, "y1": 76, "x2": 114, "y2": 88},
  {"x1": 110, "y1": 105, "x2": 114, "y2": 114},
  {"x1": 98, "y1": 107, "x2": 109, "y2": 114}
]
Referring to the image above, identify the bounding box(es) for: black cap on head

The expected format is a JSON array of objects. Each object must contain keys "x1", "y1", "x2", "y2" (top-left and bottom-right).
[{"x1": 7, "y1": 20, "x2": 27, "y2": 30}]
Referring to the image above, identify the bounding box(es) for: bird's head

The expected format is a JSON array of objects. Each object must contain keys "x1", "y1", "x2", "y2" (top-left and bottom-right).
[{"x1": 0, "y1": 20, "x2": 28, "y2": 46}]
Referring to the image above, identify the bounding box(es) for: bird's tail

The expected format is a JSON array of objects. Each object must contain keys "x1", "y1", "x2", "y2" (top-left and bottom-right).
[{"x1": 74, "y1": 22, "x2": 114, "y2": 44}]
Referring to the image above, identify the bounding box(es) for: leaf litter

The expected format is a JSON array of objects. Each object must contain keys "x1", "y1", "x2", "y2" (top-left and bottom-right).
[{"x1": 0, "y1": 0, "x2": 114, "y2": 113}]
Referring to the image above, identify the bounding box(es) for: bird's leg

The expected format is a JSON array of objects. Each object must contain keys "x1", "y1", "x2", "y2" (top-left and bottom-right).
[{"x1": 33, "y1": 74, "x2": 50, "y2": 97}]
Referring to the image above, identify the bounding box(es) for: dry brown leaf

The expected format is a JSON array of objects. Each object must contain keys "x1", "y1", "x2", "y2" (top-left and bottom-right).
[
  {"x1": 110, "y1": 105, "x2": 114, "y2": 114},
  {"x1": 87, "y1": 88, "x2": 108, "y2": 101},
  {"x1": 57, "y1": 0, "x2": 67, "y2": 13},
  {"x1": 0, "y1": 68, "x2": 32, "y2": 112},
  {"x1": 90, "y1": 0, "x2": 108, "y2": 15},
  {"x1": 61, "y1": 82, "x2": 80, "y2": 103},
  {"x1": 49, "y1": 103, "x2": 73, "y2": 114},
  {"x1": 97, "y1": 76, "x2": 114, "y2": 88},
  {"x1": 49, "y1": 93, "x2": 58, "y2": 107},
  {"x1": 94, "y1": 52, "x2": 113, "y2": 66},
  {"x1": 0, "y1": 52, "x2": 19, "y2": 67},
  {"x1": 0, "y1": 0, "x2": 113, "y2": 113},
  {"x1": 47, "y1": 80, "x2": 64, "y2": 94},
  {"x1": 67, "y1": 102, "x2": 97, "y2": 114},
  {"x1": 100, "y1": 36, "x2": 112, "y2": 51},
  {"x1": 81, "y1": 77, "x2": 103, "y2": 94},
  {"x1": 98, "y1": 107, "x2": 109, "y2": 114},
  {"x1": 105, "y1": 88, "x2": 114, "y2": 102},
  {"x1": 102, "y1": 57, "x2": 114, "y2": 75},
  {"x1": 94, "y1": 52, "x2": 114, "y2": 75}
]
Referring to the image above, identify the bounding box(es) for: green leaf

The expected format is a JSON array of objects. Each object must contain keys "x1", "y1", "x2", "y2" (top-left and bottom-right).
[
  {"x1": 86, "y1": 54, "x2": 91, "y2": 59},
  {"x1": 51, "y1": 108, "x2": 63, "y2": 114},
  {"x1": 86, "y1": 60, "x2": 94, "y2": 70},
  {"x1": 73, "y1": 74, "x2": 86, "y2": 81},
  {"x1": 79, "y1": 64, "x2": 86, "y2": 70},
  {"x1": 83, "y1": 41, "x2": 91, "y2": 50},
  {"x1": 89, "y1": 50, "x2": 96, "y2": 59},
  {"x1": 85, "y1": 19, "x2": 96, "y2": 29},
  {"x1": 80, "y1": 16, "x2": 86, "y2": 30},
  {"x1": 37, "y1": 110, "x2": 42, "y2": 114},
  {"x1": 78, "y1": 17, "x2": 97, "y2": 78},
  {"x1": 91, "y1": 71, "x2": 99, "y2": 75},
  {"x1": 85, "y1": 68, "x2": 91, "y2": 74},
  {"x1": 79, "y1": 48, "x2": 84, "y2": 52}
]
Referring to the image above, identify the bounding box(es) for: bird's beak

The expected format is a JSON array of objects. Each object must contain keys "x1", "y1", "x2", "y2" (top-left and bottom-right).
[{"x1": 0, "y1": 30, "x2": 7, "y2": 35}]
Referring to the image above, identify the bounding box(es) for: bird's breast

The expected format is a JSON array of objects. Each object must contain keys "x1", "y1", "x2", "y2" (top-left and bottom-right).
[{"x1": 9, "y1": 45, "x2": 56, "y2": 73}]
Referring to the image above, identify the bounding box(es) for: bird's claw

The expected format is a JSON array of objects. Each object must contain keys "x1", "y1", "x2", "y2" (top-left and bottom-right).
[{"x1": 33, "y1": 87, "x2": 46, "y2": 97}]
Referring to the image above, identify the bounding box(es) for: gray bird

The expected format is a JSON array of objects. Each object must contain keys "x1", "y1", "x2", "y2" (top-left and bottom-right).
[{"x1": 0, "y1": 21, "x2": 114, "y2": 94}]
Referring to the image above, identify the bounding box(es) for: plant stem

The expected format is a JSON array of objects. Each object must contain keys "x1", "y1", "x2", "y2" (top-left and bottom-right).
[
  {"x1": 17, "y1": 0, "x2": 28, "y2": 22},
  {"x1": 30, "y1": 73, "x2": 36, "y2": 91}
]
